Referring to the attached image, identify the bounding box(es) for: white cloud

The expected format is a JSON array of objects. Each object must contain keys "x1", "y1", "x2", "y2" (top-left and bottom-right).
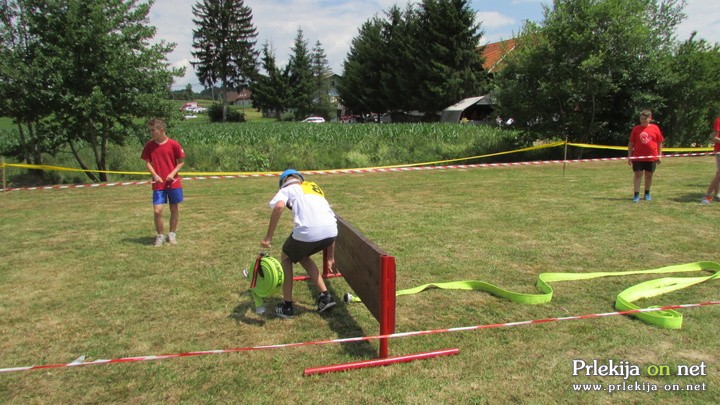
[
  {"x1": 676, "y1": 0, "x2": 720, "y2": 44},
  {"x1": 476, "y1": 11, "x2": 516, "y2": 30}
]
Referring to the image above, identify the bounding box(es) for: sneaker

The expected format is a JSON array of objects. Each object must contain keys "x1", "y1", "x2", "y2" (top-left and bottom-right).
[
  {"x1": 317, "y1": 293, "x2": 336, "y2": 313},
  {"x1": 701, "y1": 196, "x2": 712, "y2": 205},
  {"x1": 632, "y1": 195, "x2": 640, "y2": 203},
  {"x1": 275, "y1": 304, "x2": 294, "y2": 319},
  {"x1": 644, "y1": 193, "x2": 652, "y2": 201},
  {"x1": 154, "y1": 234, "x2": 165, "y2": 247},
  {"x1": 167, "y1": 232, "x2": 177, "y2": 245}
]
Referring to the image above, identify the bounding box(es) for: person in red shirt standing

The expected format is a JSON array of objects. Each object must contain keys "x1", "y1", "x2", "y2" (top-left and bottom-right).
[
  {"x1": 141, "y1": 118, "x2": 186, "y2": 246},
  {"x1": 701, "y1": 116, "x2": 720, "y2": 204},
  {"x1": 628, "y1": 109, "x2": 664, "y2": 203}
]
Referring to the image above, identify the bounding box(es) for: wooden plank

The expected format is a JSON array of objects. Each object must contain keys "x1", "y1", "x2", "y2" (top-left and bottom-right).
[{"x1": 334, "y1": 215, "x2": 386, "y2": 322}]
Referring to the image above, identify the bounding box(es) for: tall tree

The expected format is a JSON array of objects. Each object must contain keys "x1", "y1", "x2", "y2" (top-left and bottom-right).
[
  {"x1": 1, "y1": 0, "x2": 182, "y2": 182},
  {"x1": 286, "y1": 28, "x2": 315, "y2": 120},
  {"x1": 0, "y1": 0, "x2": 52, "y2": 168},
  {"x1": 379, "y1": 5, "x2": 416, "y2": 114},
  {"x1": 191, "y1": 0, "x2": 258, "y2": 121},
  {"x1": 251, "y1": 42, "x2": 290, "y2": 119},
  {"x1": 339, "y1": 0, "x2": 486, "y2": 120},
  {"x1": 656, "y1": 33, "x2": 720, "y2": 146},
  {"x1": 493, "y1": 0, "x2": 686, "y2": 147},
  {"x1": 337, "y1": 17, "x2": 387, "y2": 114},
  {"x1": 310, "y1": 40, "x2": 335, "y2": 120},
  {"x1": 410, "y1": 0, "x2": 486, "y2": 115}
]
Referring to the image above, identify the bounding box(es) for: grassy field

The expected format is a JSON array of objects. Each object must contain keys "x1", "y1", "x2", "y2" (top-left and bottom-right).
[{"x1": 1, "y1": 156, "x2": 719, "y2": 404}]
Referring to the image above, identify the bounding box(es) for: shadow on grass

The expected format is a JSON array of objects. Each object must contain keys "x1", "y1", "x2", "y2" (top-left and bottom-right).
[
  {"x1": 594, "y1": 193, "x2": 707, "y2": 203},
  {"x1": 317, "y1": 285, "x2": 378, "y2": 359},
  {"x1": 229, "y1": 300, "x2": 267, "y2": 327},
  {"x1": 671, "y1": 193, "x2": 708, "y2": 203},
  {"x1": 122, "y1": 236, "x2": 156, "y2": 246},
  {"x1": 229, "y1": 283, "x2": 377, "y2": 359},
  {"x1": 593, "y1": 197, "x2": 633, "y2": 202}
]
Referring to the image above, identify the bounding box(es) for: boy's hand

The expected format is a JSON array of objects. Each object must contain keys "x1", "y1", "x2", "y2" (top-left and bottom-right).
[{"x1": 260, "y1": 239, "x2": 271, "y2": 248}]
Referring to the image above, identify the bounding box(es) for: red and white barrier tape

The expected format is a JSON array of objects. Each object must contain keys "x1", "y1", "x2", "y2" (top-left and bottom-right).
[
  {"x1": 1, "y1": 301, "x2": 717, "y2": 374},
  {"x1": 2, "y1": 152, "x2": 712, "y2": 192}
]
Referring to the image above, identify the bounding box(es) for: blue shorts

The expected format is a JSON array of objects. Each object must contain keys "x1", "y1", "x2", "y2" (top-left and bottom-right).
[{"x1": 153, "y1": 188, "x2": 184, "y2": 205}]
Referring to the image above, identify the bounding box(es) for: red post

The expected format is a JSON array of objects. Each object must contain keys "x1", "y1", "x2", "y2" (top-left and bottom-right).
[
  {"x1": 379, "y1": 255, "x2": 396, "y2": 358},
  {"x1": 322, "y1": 246, "x2": 330, "y2": 277}
]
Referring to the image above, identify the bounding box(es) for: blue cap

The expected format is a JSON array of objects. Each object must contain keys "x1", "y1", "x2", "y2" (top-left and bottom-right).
[{"x1": 279, "y1": 169, "x2": 304, "y2": 188}]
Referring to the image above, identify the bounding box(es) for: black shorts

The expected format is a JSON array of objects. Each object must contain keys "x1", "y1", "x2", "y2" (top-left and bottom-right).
[
  {"x1": 282, "y1": 235, "x2": 336, "y2": 263},
  {"x1": 632, "y1": 161, "x2": 657, "y2": 172}
]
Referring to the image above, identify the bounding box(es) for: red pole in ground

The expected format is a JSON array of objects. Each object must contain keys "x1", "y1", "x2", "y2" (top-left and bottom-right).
[
  {"x1": 379, "y1": 255, "x2": 396, "y2": 358},
  {"x1": 303, "y1": 348, "x2": 459, "y2": 376}
]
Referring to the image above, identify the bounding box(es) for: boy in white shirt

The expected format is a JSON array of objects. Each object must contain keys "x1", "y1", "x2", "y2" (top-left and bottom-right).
[{"x1": 261, "y1": 169, "x2": 337, "y2": 318}]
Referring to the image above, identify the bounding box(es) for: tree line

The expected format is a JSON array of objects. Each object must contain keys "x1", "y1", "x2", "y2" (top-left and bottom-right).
[
  {"x1": 2, "y1": 0, "x2": 720, "y2": 182},
  {"x1": 492, "y1": 0, "x2": 720, "y2": 147},
  {"x1": 0, "y1": 0, "x2": 181, "y2": 181},
  {"x1": 191, "y1": 0, "x2": 335, "y2": 122}
]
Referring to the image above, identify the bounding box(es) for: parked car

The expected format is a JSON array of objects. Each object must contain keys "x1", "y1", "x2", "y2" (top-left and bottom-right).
[{"x1": 301, "y1": 116, "x2": 325, "y2": 123}]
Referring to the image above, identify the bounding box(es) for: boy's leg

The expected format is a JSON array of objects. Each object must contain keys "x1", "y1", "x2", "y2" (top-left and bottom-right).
[
  {"x1": 153, "y1": 204, "x2": 165, "y2": 235},
  {"x1": 644, "y1": 171, "x2": 653, "y2": 192},
  {"x1": 299, "y1": 253, "x2": 336, "y2": 312},
  {"x1": 633, "y1": 171, "x2": 643, "y2": 193},
  {"x1": 299, "y1": 256, "x2": 327, "y2": 292},
  {"x1": 706, "y1": 171, "x2": 720, "y2": 196},
  {"x1": 169, "y1": 203, "x2": 180, "y2": 233},
  {"x1": 280, "y1": 252, "x2": 295, "y2": 302}
]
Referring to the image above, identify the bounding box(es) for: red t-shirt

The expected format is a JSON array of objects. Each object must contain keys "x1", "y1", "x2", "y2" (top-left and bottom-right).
[
  {"x1": 712, "y1": 117, "x2": 720, "y2": 152},
  {"x1": 141, "y1": 138, "x2": 186, "y2": 190},
  {"x1": 629, "y1": 124, "x2": 664, "y2": 162}
]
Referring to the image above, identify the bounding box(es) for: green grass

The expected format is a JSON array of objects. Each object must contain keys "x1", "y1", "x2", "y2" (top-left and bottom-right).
[{"x1": 1, "y1": 157, "x2": 719, "y2": 403}]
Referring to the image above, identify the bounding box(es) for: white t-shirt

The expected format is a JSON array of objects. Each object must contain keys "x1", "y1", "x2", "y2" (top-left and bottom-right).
[{"x1": 268, "y1": 181, "x2": 338, "y2": 242}]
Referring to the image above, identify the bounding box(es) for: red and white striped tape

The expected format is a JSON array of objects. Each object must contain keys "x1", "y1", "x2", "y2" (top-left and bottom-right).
[
  {"x1": 1, "y1": 301, "x2": 717, "y2": 374},
  {"x1": 2, "y1": 152, "x2": 712, "y2": 192}
]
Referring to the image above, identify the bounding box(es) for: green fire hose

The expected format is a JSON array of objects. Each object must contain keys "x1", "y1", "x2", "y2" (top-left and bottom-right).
[{"x1": 344, "y1": 261, "x2": 720, "y2": 329}]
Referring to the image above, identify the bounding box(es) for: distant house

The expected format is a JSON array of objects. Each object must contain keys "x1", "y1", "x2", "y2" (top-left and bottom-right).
[
  {"x1": 227, "y1": 89, "x2": 252, "y2": 108},
  {"x1": 482, "y1": 38, "x2": 517, "y2": 75},
  {"x1": 440, "y1": 39, "x2": 517, "y2": 123},
  {"x1": 440, "y1": 95, "x2": 494, "y2": 124}
]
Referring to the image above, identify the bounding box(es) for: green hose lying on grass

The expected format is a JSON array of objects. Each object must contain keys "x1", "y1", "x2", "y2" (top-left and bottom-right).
[{"x1": 345, "y1": 261, "x2": 720, "y2": 329}]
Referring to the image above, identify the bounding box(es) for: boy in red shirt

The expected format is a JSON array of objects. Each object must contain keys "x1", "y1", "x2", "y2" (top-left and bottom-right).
[
  {"x1": 701, "y1": 116, "x2": 720, "y2": 204},
  {"x1": 628, "y1": 109, "x2": 664, "y2": 203},
  {"x1": 141, "y1": 118, "x2": 186, "y2": 246}
]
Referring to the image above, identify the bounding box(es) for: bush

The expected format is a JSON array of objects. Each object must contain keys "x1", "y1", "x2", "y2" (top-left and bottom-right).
[{"x1": 208, "y1": 103, "x2": 246, "y2": 123}]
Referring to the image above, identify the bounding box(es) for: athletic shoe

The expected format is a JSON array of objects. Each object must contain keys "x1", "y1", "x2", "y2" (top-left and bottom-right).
[
  {"x1": 275, "y1": 304, "x2": 294, "y2": 319},
  {"x1": 701, "y1": 196, "x2": 712, "y2": 205},
  {"x1": 167, "y1": 232, "x2": 177, "y2": 245},
  {"x1": 317, "y1": 293, "x2": 336, "y2": 313},
  {"x1": 632, "y1": 195, "x2": 640, "y2": 203},
  {"x1": 154, "y1": 234, "x2": 165, "y2": 247},
  {"x1": 644, "y1": 193, "x2": 652, "y2": 201}
]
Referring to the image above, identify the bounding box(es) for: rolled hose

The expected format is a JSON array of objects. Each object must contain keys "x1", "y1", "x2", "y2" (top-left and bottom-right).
[{"x1": 250, "y1": 255, "x2": 284, "y2": 309}]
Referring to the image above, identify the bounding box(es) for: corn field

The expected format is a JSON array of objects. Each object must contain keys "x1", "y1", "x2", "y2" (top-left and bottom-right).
[{"x1": 0, "y1": 121, "x2": 537, "y2": 185}]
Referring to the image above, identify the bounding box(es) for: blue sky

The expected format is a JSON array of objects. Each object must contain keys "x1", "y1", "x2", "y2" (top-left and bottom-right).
[{"x1": 148, "y1": 0, "x2": 720, "y2": 91}]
